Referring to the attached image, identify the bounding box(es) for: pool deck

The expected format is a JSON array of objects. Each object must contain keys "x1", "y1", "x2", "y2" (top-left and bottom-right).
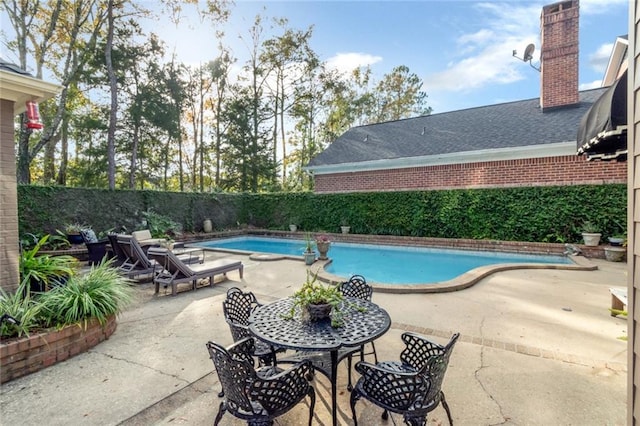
[{"x1": 0, "y1": 250, "x2": 628, "y2": 425}]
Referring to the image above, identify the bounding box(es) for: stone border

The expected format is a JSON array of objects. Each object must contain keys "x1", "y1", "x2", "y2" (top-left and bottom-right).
[
  {"x1": 0, "y1": 315, "x2": 117, "y2": 384},
  {"x1": 315, "y1": 255, "x2": 596, "y2": 294}
]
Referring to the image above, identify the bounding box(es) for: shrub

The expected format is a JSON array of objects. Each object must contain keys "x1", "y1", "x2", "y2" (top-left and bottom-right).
[
  {"x1": 19, "y1": 234, "x2": 78, "y2": 292},
  {"x1": 39, "y1": 259, "x2": 134, "y2": 329}
]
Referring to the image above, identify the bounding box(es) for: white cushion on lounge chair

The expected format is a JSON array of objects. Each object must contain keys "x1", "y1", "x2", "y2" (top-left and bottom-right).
[
  {"x1": 147, "y1": 247, "x2": 243, "y2": 296},
  {"x1": 131, "y1": 229, "x2": 165, "y2": 246}
]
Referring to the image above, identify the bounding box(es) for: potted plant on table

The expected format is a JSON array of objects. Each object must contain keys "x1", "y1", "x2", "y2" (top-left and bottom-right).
[
  {"x1": 285, "y1": 271, "x2": 344, "y2": 326},
  {"x1": 315, "y1": 234, "x2": 331, "y2": 260},
  {"x1": 581, "y1": 221, "x2": 601, "y2": 246}
]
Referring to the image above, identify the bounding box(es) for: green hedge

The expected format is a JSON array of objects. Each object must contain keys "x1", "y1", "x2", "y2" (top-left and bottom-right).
[{"x1": 18, "y1": 184, "x2": 627, "y2": 244}]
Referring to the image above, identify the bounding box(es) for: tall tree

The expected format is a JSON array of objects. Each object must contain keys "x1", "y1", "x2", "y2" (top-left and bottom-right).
[
  {"x1": 1, "y1": 0, "x2": 109, "y2": 183},
  {"x1": 206, "y1": 49, "x2": 234, "y2": 189},
  {"x1": 373, "y1": 65, "x2": 432, "y2": 121},
  {"x1": 105, "y1": 0, "x2": 117, "y2": 189},
  {"x1": 240, "y1": 15, "x2": 275, "y2": 192},
  {"x1": 261, "y1": 20, "x2": 317, "y2": 185}
]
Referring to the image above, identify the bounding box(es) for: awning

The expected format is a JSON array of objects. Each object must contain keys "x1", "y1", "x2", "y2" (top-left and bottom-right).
[{"x1": 577, "y1": 69, "x2": 627, "y2": 161}]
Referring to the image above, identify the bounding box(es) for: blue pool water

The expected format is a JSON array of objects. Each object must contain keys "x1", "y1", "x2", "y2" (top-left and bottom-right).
[{"x1": 192, "y1": 237, "x2": 572, "y2": 284}]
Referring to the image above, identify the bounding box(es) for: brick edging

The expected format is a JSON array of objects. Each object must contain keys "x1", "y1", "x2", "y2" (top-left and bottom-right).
[{"x1": 0, "y1": 315, "x2": 117, "y2": 384}]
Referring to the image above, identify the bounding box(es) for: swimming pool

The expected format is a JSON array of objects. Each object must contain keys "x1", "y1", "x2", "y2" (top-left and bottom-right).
[{"x1": 191, "y1": 236, "x2": 574, "y2": 285}]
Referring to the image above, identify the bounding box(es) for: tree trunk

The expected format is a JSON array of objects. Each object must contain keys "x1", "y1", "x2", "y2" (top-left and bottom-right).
[
  {"x1": 56, "y1": 116, "x2": 68, "y2": 186},
  {"x1": 105, "y1": 0, "x2": 117, "y2": 190}
]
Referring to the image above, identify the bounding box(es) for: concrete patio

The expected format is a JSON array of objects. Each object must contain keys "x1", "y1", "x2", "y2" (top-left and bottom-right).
[{"x1": 0, "y1": 252, "x2": 628, "y2": 425}]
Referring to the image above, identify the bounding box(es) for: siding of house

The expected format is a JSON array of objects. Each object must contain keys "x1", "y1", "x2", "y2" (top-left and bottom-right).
[
  {"x1": 313, "y1": 155, "x2": 627, "y2": 193},
  {"x1": 628, "y1": 2, "x2": 637, "y2": 423},
  {"x1": 0, "y1": 99, "x2": 19, "y2": 292}
]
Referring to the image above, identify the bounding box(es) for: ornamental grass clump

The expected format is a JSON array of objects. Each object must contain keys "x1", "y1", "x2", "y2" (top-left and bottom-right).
[
  {"x1": 0, "y1": 279, "x2": 42, "y2": 339},
  {"x1": 39, "y1": 259, "x2": 134, "y2": 329}
]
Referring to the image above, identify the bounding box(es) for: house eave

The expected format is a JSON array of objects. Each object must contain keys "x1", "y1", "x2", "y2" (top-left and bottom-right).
[
  {"x1": 305, "y1": 142, "x2": 577, "y2": 175},
  {"x1": 0, "y1": 70, "x2": 62, "y2": 114}
]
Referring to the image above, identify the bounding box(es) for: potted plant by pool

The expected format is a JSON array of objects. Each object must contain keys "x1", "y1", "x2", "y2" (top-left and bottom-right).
[
  {"x1": 315, "y1": 234, "x2": 331, "y2": 260},
  {"x1": 340, "y1": 218, "x2": 350, "y2": 234},
  {"x1": 289, "y1": 216, "x2": 299, "y2": 232},
  {"x1": 581, "y1": 221, "x2": 601, "y2": 246},
  {"x1": 303, "y1": 233, "x2": 315, "y2": 265}
]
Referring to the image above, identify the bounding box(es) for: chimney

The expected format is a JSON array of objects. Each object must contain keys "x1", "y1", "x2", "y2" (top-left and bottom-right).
[{"x1": 540, "y1": 0, "x2": 579, "y2": 111}]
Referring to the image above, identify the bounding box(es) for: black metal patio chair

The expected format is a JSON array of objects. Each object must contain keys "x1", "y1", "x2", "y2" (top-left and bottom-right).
[
  {"x1": 222, "y1": 287, "x2": 284, "y2": 367},
  {"x1": 206, "y1": 337, "x2": 315, "y2": 426},
  {"x1": 350, "y1": 332, "x2": 460, "y2": 426},
  {"x1": 339, "y1": 274, "x2": 379, "y2": 390}
]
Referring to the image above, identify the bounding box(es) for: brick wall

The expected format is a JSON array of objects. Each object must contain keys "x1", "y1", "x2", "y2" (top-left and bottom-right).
[
  {"x1": 313, "y1": 155, "x2": 627, "y2": 193},
  {"x1": 0, "y1": 99, "x2": 19, "y2": 292},
  {"x1": 0, "y1": 315, "x2": 117, "y2": 384},
  {"x1": 540, "y1": 0, "x2": 580, "y2": 110}
]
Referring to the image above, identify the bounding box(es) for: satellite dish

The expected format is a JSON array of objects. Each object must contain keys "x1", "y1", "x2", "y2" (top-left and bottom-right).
[
  {"x1": 512, "y1": 43, "x2": 540, "y2": 72},
  {"x1": 523, "y1": 43, "x2": 535, "y2": 62}
]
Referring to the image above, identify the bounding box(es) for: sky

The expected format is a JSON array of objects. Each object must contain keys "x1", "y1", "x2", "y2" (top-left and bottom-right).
[
  {"x1": 134, "y1": 0, "x2": 628, "y2": 114},
  {"x1": 0, "y1": 0, "x2": 628, "y2": 115}
]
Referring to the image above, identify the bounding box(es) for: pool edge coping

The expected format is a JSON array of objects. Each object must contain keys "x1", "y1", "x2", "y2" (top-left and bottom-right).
[
  {"x1": 187, "y1": 236, "x2": 598, "y2": 293},
  {"x1": 311, "y1": 255, "x2": 596, "y2": 293}
]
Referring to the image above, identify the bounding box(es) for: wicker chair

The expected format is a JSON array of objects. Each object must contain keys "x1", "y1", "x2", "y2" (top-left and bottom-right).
[
  {"x1": 339, "y1": 274, "x2": 378, "y2": 390},
  {"x1": 350, "y1": 332, "x2": 460, "y2": 426},
  {"x1": 222, "y1": 287, "x2": 284, "y2": 366},
  {"x1": 206, "y1": 337, "x2": 315, "y2": 426}
]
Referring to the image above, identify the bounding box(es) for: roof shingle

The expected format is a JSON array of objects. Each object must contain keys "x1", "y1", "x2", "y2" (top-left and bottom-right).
[{"x1": 309, "y1": 89, "x2": 607, "y2": 167}]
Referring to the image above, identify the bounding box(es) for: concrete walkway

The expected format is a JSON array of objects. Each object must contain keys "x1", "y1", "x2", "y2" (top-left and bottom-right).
[{"x1": 0, "y1": 253, "x2": 628, "y2": 425}]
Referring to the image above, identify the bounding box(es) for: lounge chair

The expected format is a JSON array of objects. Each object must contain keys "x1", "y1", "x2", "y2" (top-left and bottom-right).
[
  {"x1": 116, "y1": 234, "x2": 160, "y2": 279},
  {"x1": 107, "y1": 232, "x2": 127, "y2": 267},
  {"x1": 131, "y1": 229, "x2": 166, "y2": 250},
  {"x1": 147, "y1": 246, "x2": 243, "y2": 296}
]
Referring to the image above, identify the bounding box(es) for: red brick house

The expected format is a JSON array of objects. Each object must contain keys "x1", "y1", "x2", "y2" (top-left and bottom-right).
[
  {"x1": 306, "y1": 0, "x2": 626, "y2": 193},
  {"x1": 0, "y1": 60, "x2": 61, "y2": 291}
]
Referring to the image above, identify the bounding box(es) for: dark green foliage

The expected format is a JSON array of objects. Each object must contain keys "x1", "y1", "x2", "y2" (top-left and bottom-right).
[
  {"x1": 18, "y1": 184, "x2": 626, "y2": 244},
  {"x1": 38, "y1": 260, "x2": 134, "y2": 328},
  {"x1": 19, "y1": 235, "x2": 79, "y2": 292}
]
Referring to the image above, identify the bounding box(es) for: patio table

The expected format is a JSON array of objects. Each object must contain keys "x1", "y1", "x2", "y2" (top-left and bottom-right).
[{"x1": 249, "y1": 296, "x2": 391, "y2": 426}]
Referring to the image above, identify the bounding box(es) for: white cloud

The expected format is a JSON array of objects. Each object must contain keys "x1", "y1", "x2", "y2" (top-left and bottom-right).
[
  {"x1": 589, "y1": 43, "x2": 614, "y2": 73},
  {"x1": 580, "y1": 0, "x2": 628, "y2": 15},
  {"x1": 424, "y1": 2, "x2": 541, "y2": 93},
  {"x1": 325, "y1": 52, "x2": 383, "y2": 75},
  {"x1": 580, "y1": 79, "x2": 603, "y2": 90}
]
